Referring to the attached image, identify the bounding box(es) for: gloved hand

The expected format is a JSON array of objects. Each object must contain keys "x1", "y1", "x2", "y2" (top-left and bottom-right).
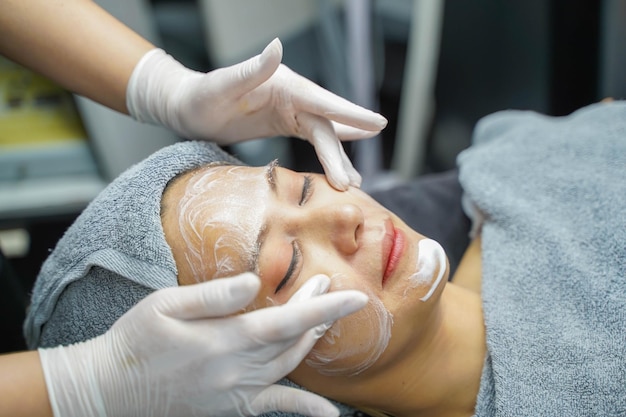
[
  {"x1": 39, "y1": 273, "x2": 368, "y2": 417},
  {"x1": 126, "y1": 38, "x2": 388, "y2": 190}
]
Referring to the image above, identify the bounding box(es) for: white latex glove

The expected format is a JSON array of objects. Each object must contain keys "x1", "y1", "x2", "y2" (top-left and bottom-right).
[
  {"x1": 39, "y1": 273, "x2": 367, "y2": 417},
  {"x1": 126, "y1": 38, "x2": 388, "y2": 190}
]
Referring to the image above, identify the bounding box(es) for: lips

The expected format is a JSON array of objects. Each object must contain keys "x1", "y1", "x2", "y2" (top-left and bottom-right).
[{"x1": 382, "y1": 220, "x2": 405, "y2": 286}]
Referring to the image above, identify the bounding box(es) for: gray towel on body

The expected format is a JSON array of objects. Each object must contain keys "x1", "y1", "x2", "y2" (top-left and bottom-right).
[
  {"x1": 457, "y1": 102, "x2": 626, "y2": 416},
  {"x1": 23, "y1": 139, "x2": 361, "y2": 417}
]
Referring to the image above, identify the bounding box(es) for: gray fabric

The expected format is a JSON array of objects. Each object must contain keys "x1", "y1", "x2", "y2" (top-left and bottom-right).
[
  {"x1": 24, "y1": 140, "x2": 242, "y2": 348},
  {"x1": 457, "y1": 102, "x2": 626, "y2": 416},
  {"x1": 38, "y1": 268, "x2": 153, "y2": 348}
]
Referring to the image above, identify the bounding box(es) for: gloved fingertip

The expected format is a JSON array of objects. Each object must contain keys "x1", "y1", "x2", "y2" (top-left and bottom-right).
[
  {"x1": 228, "y1": 272, "x2": 261, "y2": 296},
  {"x1": 307, "y1": 274, "x2": 332, "y2": 295},
  {"x1": 348, "y1": 169, "x2": 362, "y2": 188},
  {"x1": 326, "y1": 170, "x2": 349, "y2": 191},
  {"x1": 337, "y1": 291, "x2": 369, "y2": 316},
  {"x1": 289, "y1": 275, "x2": 331, "y2": 303},
  {"x1": 375, "y1": 114, "x2": 389, "y2": 130},
  {"x1": 313, "y1": 403, "x2": 340, "y2": 417},
  {"x1": 252, "y1": 387, "x2": 339, "y2": 417},
  {"x1": 353, "y1": 291, "x2": 370, "y2": 307},
  {"x1": 261, "y1": 38, "x2": 283, "y2": 64},
  {"x1": 296, "y1": 396, "x2": 340, "y2": 417}
]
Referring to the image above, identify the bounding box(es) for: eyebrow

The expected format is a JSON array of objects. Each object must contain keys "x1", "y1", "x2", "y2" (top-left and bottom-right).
[
  {"x1": 250, "y1": 160, "x2": 279, "y2": 273},
  {"x1": 265, "y1": 159, "x2": 278, "y2": 192}
]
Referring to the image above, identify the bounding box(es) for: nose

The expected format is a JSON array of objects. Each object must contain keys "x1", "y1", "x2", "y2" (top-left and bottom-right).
[{"x1": 310, "y1": 203, "x2": 364, "y2": 254}]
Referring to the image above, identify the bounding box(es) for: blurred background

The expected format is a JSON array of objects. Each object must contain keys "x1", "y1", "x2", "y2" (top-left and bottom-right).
[{"x1": 1, "y1": 0, "x2": 625, "y2": 352}]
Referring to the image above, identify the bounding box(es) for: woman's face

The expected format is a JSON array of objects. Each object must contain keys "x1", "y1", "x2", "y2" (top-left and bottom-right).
[{"x1": 161, "y1": 162, "x2": 449, "y2": 386}]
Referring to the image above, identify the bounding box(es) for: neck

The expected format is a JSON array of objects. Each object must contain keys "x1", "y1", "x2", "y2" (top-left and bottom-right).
[{"x1": 386, "y1": 283, "x2": 485, "y2": 417}]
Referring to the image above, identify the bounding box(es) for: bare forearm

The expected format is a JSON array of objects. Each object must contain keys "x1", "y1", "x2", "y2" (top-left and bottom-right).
[
  {"x1": 0, "y1": 0, "x2": 154, "y2": 114},
  {"x1": 0, "y1": 351, "x2": 52, "y2": 417}
]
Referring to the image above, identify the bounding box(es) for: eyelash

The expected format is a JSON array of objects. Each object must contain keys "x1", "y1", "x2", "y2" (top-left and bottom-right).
[
  {"x1": 276, "y1": 175, "x2": 313, "y2": 293},
  {"x1": 275, "y1": 241, "x2": 302, "y2": 294},
  {"x1": 299, "y1": 174, "x2": 313, "y2": 205}
]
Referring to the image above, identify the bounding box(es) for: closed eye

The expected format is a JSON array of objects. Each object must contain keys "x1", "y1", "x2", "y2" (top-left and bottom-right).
[
  {"x1": 275, "y1": 241, "x2": 302, "y2": 293},
  {"x1": 299, "y1": 174, "x2": 313, "y2": 205}
]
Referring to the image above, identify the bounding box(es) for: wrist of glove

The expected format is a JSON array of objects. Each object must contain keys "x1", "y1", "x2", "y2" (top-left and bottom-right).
[
  {"x1": 39, "y1": 274, "x2": 367, "y2": 417},
  {"x1": 126, "y1": 48, "x2": 199, "y2": 138},
  {"x1": 39, "y1": 334, "x2": 134, "y2": 417}
]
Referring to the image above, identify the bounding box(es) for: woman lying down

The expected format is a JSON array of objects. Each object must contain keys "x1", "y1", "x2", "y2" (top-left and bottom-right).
[{"x1": 25, "y1": 101, "x2": 626, "y2": 417}]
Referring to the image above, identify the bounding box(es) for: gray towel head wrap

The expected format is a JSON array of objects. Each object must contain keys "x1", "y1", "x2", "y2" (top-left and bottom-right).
[
  {"x1": 23, "y1": 139, "x2": 361, "y2": 417},
  {"x1": 24, "y1": 140, "x2": 242, "y2": 347}
]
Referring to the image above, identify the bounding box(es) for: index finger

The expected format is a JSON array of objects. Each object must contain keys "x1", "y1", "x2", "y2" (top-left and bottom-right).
[
  {"x1": 297, "y1": 112, "x2": 350, "y2": 190},
  {"x1": 244, "y1": 290, "x2": 368, "y2": 344},
  {"x1": 285, "y1": 69, "x2": 387, "y2": 131}
]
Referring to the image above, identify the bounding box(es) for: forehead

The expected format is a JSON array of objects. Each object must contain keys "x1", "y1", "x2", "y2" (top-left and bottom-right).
[
  {"x1": 173, "y1": 164, "x2": 270, "y2": 278},
  {"x1": 183, "y1": 164, "x2": 264, "y2": 191},
  {"x1": 179, "y1": 164, "x2": 268, "y2": 213}
]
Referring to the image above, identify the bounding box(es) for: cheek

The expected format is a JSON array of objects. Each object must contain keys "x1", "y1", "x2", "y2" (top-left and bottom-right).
[{"x1": 304, "y1": 273, "x2": 394, "y2": 377}]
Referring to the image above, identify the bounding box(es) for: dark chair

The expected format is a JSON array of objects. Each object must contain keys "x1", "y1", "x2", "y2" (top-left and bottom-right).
[{"x1": 0, "y1": 249, "x2": 28, "y2": 353}]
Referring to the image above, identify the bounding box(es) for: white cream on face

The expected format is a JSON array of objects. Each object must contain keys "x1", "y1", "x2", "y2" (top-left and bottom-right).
[
  {"x1": 176, "y1": 165, "x2": 395, "y2": 376},
  {"x1": 404, "y1": 238, "x2": 447, "y2": 301},
  {"x1": 305, "y1": 273, "x2": 393, "y2": 377},
  {"x1": 176, "y1": 166, "x2": 267, "y2": 282}
]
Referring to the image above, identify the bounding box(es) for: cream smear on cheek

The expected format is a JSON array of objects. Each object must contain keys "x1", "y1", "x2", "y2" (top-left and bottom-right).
[
  {"x1": 404, "y1": 238, "x2": 447, "y2": 301},
  {"x1": 305, "y1": 273, "x2": 393, "y2": 377},
  {"x1": 176, "y1": 167, "x2": 266, "y2": 282}
]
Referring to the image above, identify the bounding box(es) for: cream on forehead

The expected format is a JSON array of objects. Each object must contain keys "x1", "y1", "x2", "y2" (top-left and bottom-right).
[{"x1": 176, "y1": 165, "x2": 267, "y2": 282}]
